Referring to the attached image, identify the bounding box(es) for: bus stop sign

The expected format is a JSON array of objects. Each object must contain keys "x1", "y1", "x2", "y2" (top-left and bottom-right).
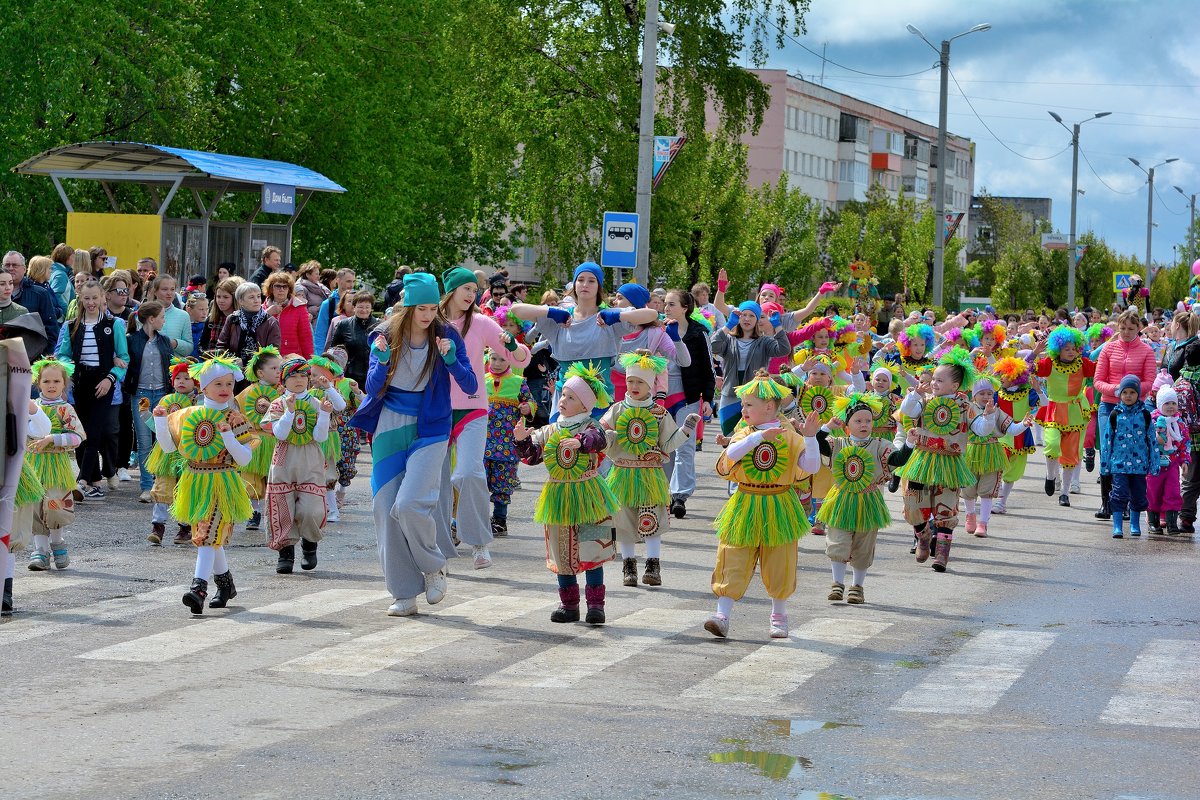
[{"x1": 601, "y1": 211, "x2": 638, "y2": 270}]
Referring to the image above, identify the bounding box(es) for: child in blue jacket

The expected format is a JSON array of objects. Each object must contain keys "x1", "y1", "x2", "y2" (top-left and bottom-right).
[{"x1": 1103, "y1": 374, "x2": 1160, "y2": 539}]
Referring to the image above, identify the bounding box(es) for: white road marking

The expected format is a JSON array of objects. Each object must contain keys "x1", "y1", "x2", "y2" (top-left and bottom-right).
[
  {"x1": 893, "y1": 629, "x2": 1057, "y2": 714},
  {"x1": 1101, "y1": 639, "x2": 1200, "y2": 728},
  {"x1": 0, "y1": 586, "x2": 182, "y2": 645},
  {"x1": 682, "y1": 617, "x2": 892, "y2": 703},
  {"x1": 280, "y1": 594, "x2": 551, "y2": 677},
  {"x1": 13, "y1": 576, "x2": 89, "y2": 595},
  {"x1": 78, "y1": 588, "x2": 388, "y2": 663},
  {"x1": 476, "y1": 607, "x2": 697, "y2": 689}
]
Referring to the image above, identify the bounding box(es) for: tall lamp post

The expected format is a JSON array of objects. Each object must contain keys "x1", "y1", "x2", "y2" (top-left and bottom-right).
[
  {"x1": 906, "y1": 22, "x2": 991, "y2": 308},
  {"x1": 633, "y1": 0, "x2": 674, "y2": 286},
  {"x1": 1128, "y1": 157, "x2": 1179, "y2": 284},
  {"x1": 1049, "y1": 110, "x2": 1110, "y2": 311},
  {"x1": 1176, "y1": 185, "x2": 1197, "y2": 263}
]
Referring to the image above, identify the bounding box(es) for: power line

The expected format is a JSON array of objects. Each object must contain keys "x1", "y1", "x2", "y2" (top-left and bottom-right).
[
  {"x1": 1079, "y1": 147, "x2": 1141, "y2": 196},
  {"x1": 946, "y1": 68, "x2": 1071, "y2": 161},
  {"x1": 1155, "y1": 184, "x2": 1185, "y2": 215},
  {"x1": 756, "y1": 10, "x2": 936, "y2": 80},
  {"x1": 826, "y1": 73, "x2": 1200, "y2": 89}
]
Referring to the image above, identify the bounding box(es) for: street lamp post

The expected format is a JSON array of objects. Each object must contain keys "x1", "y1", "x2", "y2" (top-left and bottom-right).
[
  {"x1": 1129, "y1": 157, "x2": 1179, "y2": 284},
  {"x1": 1049, "y1": 111, "x2": 1111, "y2": 311},
  {"x1": 907, "y1": 22, "x2": 991, "y2": 308},
  {"x1": 1176, "y1": 186, "x2": 1197, "y2": 263},
  {"x1": 633, "y1": 0, "x2": 674, "y2": 286}
]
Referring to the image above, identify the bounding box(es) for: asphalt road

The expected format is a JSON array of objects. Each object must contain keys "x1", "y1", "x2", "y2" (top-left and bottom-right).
[{"x1": 3, "y1": 447, "x2": 1197, "y2": 800}]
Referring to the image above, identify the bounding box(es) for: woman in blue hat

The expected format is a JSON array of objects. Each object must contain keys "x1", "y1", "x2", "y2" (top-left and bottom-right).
[
  {"x1": 710, "y1": 300, "x2": 791, "y2": 435},
  {"x1": 351, "y1": 272, "x2": 478, "y2": 618},
  {"x1": 608, "y1": 281, "x2": 690, "y2": 403},
  {"x1": 511, "y1": 262, "x2": 658, "y2": 419}
]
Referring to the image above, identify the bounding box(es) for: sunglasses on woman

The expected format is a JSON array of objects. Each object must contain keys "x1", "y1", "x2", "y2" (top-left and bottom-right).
[{"x1": 109, "y1": 287, "x2": 129, "y2": 296}]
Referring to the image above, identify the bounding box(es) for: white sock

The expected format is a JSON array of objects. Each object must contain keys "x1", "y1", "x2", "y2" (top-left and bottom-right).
[
  {"x1": 212, "y1": 546, "x2": 229, "y2": 575},
  {"x1": 251, "y1": 499, "x2": 262, "y2": 513},
  {"x1": 851, "y1": 566, "x2": 867, "y2": 586},
  {"x1": 33, "y1": 534, "x2": 49, "y2": 554},
  {"x1": 1001, "y1": 481, "x2": 1014, "y2": 501},
  {"x1": 48, "y1": 530, "x2": 64, "y2": 547},
  {"x1": 644, "y1": 535, "x2": 662, "y2": 559},
  {"x1": 4, "y1": 549, "x2": 13, "y2": 579},
  {"x1": 326, "y1": 489, "x2": 338, "y2": 514},
  {"x1": 619, "y1": 541, "x2": 636, "y2": 559},
  {"x1": 831, "y1": 561, "x2": 847, "y2": 584},
  {"x1": 1046, "y1": 460, "x2": 1061, "y2": 481},
  {"x1": 770, "y1": 598, "x2": 787, "y2": 615},
  {"x1": 716, "y1": 596, "x2": 734, "y2": 617},
  {"x1": 152, "y1": 503, "x2": 169, "y2": 524},
  {"x1": 964, "y1": 497, "x2": 977, "y2": 515},
  {"x1": 1063, "y1": 465, "x2": 1077, "y2": 491},
  {"x1": 194, "y1": 546, "x2": 216, "y2": 581},
  {"x1": 980, "y1": 498, "x2": 993, "y2": 524}
]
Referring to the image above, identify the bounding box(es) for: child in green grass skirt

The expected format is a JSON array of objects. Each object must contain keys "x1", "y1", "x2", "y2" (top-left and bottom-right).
[
  {"x1": 235, "y1": 346, "x2": 282, "y2": 533},
  {"x1": 145, "y1": 358, "x2": 197, "y2": 545},
  {"x1": 26, "y1": 358, "x2": 84, "y2": 572}
]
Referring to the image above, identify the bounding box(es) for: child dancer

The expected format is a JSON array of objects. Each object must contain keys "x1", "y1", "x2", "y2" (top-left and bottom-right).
[
  {"x1": 992, "y1": 356, "x2": 1039, "y2": 515},
  {"x1": 514, "y1": 363, "x2": 618, "y2": 625},
  {"x1": 787, "y1": 358, "x2": 844, "y2": 534},
  {"x1": 602, "y1": 350, "x2": 698, "y2": 587},
  {"x1": 236, "y1": 346, "x2": 282, "y2": 532},
  {"x1": 263, "y1": 357, "x2": 334, "y2": 573},
  {"x1": 484, "y1": 350, "x2": 534, "y2": 537},
  {"x1": 868, "y1": 366, "x2": 901, "y2": 442},
  {"x1": 1035, "y1": 327, "x2": 1094, "y2": 508},
  {"x1": 27, "y1": 359, "x2": 84, "y2": 571},
  {"x1": 1104, "y1": 374, "x2": 1159, "y2": 538},
  {"x1": 145, "y1": 359, "x2": 198, "y2": 545},
  {"x1": 153, "y1": 354, "x2": 257, "y2": 614},
  {"x1": 819, "y1": 392, "x2": 911, "y2": 604},
  {"x1": 322, "y1": 348, "x2": 363, "y2": 519},
  {"x1": 704, "y1": 370, "x2": 821, "y2": 639},
  {"x1": 307, "y1": 354, "x2": 349, "y2": 524},
  {"x1": 6, "y1": 401, "x2": 49, "y2": 613},
  {"x1": 1148, "y1": 386, "x2": 1189, "y2": 534},
  {"x1": 963, "y1": 376, "x2": 1032, "y2": 538},
  {"x1": 896, "y1": 350, "x2": 997, "y2": 572}
]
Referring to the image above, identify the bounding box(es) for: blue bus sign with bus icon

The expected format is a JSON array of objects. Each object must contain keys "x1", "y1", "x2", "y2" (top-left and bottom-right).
[{"x1": 601, "y1": 211, "x2": 639, "y2": 269}]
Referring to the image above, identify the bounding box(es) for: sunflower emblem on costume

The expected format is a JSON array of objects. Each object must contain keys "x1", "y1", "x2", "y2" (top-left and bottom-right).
[
  {"x1": 743, "y1": 436, "x2": 789, "y2": 483},
  {"x1": 800, "y1": 385, "x2": 835, "y2": 422},
  {"x1": 287, "y1": 404, "x2": 317, "y2": 446},
  {"x1": 924, "y1": 396, "x2": 962, "y2": 436},
  {"x1": 242, "y1": 384, "x2": 280, "y2": 427},
  {"x1": 833, "y1": 445, "x2": 876, "y2": 493},
  {"x1": 177, "y1": 407, "x2": 225, "y2": 461},
  {"x1": 159, "y1": 392, "x2": 192, "y2": 415},
  {"x1": 615, "y1": 405, "x2": 659, "y2": 457},
  {"x1": 545, "y1": 428, "x2": 589, "y2": 481}
]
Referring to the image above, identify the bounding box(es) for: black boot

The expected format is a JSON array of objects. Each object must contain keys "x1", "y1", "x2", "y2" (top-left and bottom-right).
[
  {"x1": 1084, "y1": 449, "x2": 1095, "y2": 472},
  {"x1": 584, "y1": 584, "x2": 606, "y2": 625},
  {"x1": 888, "y1": 474, "x2": 900, "y2": 493},
  {"x1": 1180, "y1": 516, "x2": 1196, "y2": 534},
  {"x1": 670, "y1": 498, "x2": 686, "y2": 519},
  {"x1": 182, "y1": 578, "x2": 208, "y2": 614},
  {"x1": 622, "y1": 557, "x2": 637, "y2": 587},
  {"x1": 276, "y1": 545, "x2": 295, "y2": 574},
  {"x1": 1044, "y1": 476, "x2": 1056, "y2": 497},
  {"x1": 550, "y1": 584, "x2": 580, "y2": 623},
  {"x1": 490, "y1": 516, "x2": 508, "y2": 536},
  {"x1": 1166, "y1": 510, "x2": 1181, "y2": 534},
  {"x1": 1094, "y1": 475, "x2": 1112, "y2": 519},
  {"x1": 301, "y1": 539, "x2": 319, "y2": 571},
  {"x1": 1148, "y1": 511, "x2": 1164, "y2": 535},
  {"x1": 208, "y1": 571, "x2": 237, "y2": 608},
  {"x1": 2, "y1": 577, "x2": 12, "y2": 616}
]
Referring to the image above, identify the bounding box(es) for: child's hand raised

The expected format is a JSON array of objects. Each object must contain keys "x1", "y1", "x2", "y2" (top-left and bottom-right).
[
  {"x1": 800, "y1": 410, "x2": 822, "y2": 437},
  {"x1": 513, "y1": 418, "x2": 530, "y2": 441},
  {"x1": 761, "y1": 426, "x2": 784, "y2": 440},
  {"x1": 28, "y1": 399, "x2": 38, "y2": 416},
  {"x1": 217, "y1": 419, "x2": 232, "y2": 433},
  {"x1": 152, "y1": 405, "x2": 168, "y2": 418},
  {"x1": 320, "y1": 398, "x2": 335, "y2": 414},
  {"x1": 283, "y1": 394, "x2": 295, "y2": 412},
  {"x1": 984, "y1": 398, "x2": 996, "y2": 415}
]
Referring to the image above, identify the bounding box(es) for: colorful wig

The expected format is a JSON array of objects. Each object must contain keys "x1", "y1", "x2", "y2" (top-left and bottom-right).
[
  {"x1": 898, "y1": 324, "x2": 935, "y2": 358},
  {"x1": 1046, "y1": 326, "x2": 1085, "y2": 357},
  {"x1": 736, "y1": 369, "x2": 790, "y2": 402},
  {"x1": 992, "y1": 356, "x2": 1030, "y2": 389},
  {"x1": 245, "y1": 345, "x2": 281, "y2": 382},
  {"x1": 1084, "y1": 322, "x2": 1113, "y2": 347},
  {"x1": 975, "y1": 319, "x2": 1007, "y2": 348},
  {"x1": 32, "y1": 357, "x2": 74, "y2": 384},
  {"x1": 936, "y1": 347, "x2": 979, "y2": 391},
  {"x1": 832, "y1": 391, "x2": 884, "y2": 423}
]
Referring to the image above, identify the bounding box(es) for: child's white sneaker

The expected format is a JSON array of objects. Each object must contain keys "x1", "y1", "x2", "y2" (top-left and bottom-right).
[
  {"x1": 388, "y1": 598, "x2": 417, "y2": 617},
  {"x1": 471, "y1": 546, "x2": 492, "y2": 570},
  {"x1": 769, "y1": 613, "x2": 789, "y2": 639},
  {"x1": 424, "y1": 568, "x2": 447, "y2": 605},
  {"x1": 703, "y1": 613, "x2": 729, "y2": 638}
]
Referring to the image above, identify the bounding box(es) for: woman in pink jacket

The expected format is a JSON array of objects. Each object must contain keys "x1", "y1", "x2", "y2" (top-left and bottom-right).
[
  {"x1": 263, "y1": 272, "x2": 315, "y2": 358},
  {"x1": 1092, "y1": 309, "x2": 1157, "y2": 519},
  {"x1": 438, "y1": 267, "x2": 531, "y2": 569}
]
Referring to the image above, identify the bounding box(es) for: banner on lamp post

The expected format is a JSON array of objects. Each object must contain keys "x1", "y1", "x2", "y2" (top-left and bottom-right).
[{"x1": 652, "y1": 136, "x2": 686, "y2": 190}]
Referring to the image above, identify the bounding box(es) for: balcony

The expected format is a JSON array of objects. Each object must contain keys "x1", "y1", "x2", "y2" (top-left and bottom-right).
[{"x1": 871, "y1": 152, "x2": 901, "y2": 172}]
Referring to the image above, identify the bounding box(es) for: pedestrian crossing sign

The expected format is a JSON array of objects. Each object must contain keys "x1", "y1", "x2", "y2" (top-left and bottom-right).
[{"x1": 1113, "y1": 272, "x2": 1135, "y2": 292}]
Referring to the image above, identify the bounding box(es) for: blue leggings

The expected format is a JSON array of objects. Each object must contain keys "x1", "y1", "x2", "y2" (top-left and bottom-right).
[{"x1": 558, "y1": 567, "x2": 604, "y2": 588}]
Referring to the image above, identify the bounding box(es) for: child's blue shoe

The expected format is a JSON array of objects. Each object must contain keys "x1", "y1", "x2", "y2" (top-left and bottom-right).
[
  {"x1": 1130, "y1": 511, "x2": 1142, "y2": 538},
  {"x1": 1112, "y1": 516, "x2": 1124, "y2": 539}
]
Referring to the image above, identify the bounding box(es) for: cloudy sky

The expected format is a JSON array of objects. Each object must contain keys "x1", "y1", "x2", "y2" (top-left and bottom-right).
[{"x1": 752, "y1": 0, "x2": 1198, "y2": 264}]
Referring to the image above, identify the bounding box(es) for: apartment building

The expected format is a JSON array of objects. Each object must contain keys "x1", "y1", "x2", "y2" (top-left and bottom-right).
[{"x1": 721, "y1": 70, "x2": 976, "y2": 236}]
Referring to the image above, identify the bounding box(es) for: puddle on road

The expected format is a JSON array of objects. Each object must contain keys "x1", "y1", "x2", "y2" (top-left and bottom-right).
[
  {"x1": 708, "y1": 748, "x2": 812, "y2": 780},
  {"x1": 761, "y1": 718, "x2": 864, "y2": 736}
]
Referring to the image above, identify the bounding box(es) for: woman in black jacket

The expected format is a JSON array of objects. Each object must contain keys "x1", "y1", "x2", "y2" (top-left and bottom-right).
[
  {"x1": 662, "y1": 289, "x2": 716, "y2": 519},
  {"x1": 1167, "y1": 311, "x2": 1200, "y2": 379},
  {"x1": 327, "y1": 291, "x2": 376, "y2": 388}
]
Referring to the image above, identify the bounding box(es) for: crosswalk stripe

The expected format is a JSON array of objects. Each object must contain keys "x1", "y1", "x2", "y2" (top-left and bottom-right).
[
  {"x1": 893, "y1": 629, "x2": 1057, "y2": 714},
  {"x1": 14, "y1": 577, "x2": 89, "y2": 595},
  {"x1": 0, "y1": 586, "x2": 182, "y2": 645},
  {"x1": 681, "y1": 617, "x2": 892, "y2": 703},
  {"x1": 78, "y1": 588, "x2": 388, "y2": 663},
  {"x1": 279, "y1": 594, "x2": 552, "y2": 677},
  {"x1": 1101, "y1": 639, "x2": 1200, "y2": 728},
  {"x1": 476, "y1": 607, "x2": 697, "y2": 689}
]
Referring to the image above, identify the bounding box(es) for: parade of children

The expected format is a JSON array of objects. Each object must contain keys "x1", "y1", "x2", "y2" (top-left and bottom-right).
[{"x1": 5, "y1": 255, "x2": 1195, "y2": 635}]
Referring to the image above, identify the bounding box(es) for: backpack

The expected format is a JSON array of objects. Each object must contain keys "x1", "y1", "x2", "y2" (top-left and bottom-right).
[{"x1": 1174, "y1": 366, "x2": 1200, "y2": 447}]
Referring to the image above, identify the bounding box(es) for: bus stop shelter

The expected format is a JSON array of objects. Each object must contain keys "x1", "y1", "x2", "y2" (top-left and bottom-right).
[{"x1": 12, "y1": 141, "x2": 345, "y2": 279}]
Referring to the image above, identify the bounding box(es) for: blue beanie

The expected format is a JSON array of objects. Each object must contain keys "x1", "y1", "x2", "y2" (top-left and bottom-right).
[
  {"x1": 402, "y1": 273, "x2": 441, "y2": 307},
  {"x1": 573, "y1": 261, "x2": 604, "y2": 286},
  {"x1": 1118, "y1": 374, "x2": 1141, "y2": 397},
  {"x1": 737, "y1": 301, "x2": 763, "y2": 319},
  {"x1": 616, "y1": 282, "x2": 650, "y2": 309}
]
